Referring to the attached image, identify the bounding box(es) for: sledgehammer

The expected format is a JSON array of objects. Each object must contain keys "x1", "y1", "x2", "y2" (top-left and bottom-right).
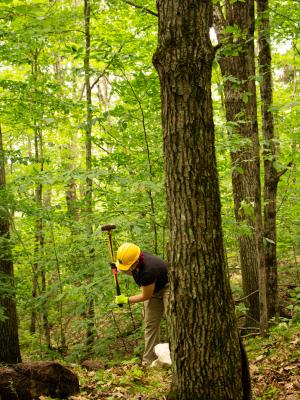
[{"x1": 101, "y1": 224, "x2": 122, "y2": 306}]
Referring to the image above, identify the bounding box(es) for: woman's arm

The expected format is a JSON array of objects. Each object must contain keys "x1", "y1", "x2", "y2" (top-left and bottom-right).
[{"x1": 129, "y1": 283, "x2": 155, "y2": 304}]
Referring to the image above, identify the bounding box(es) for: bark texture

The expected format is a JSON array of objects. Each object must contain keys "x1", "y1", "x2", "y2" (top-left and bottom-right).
[
  {"x1": 0, "y1": 126, "x2": 22, "y2": 363},
  {"x1": 153, "y1": 1, "x2": 250, "y2": 399},
  {"x1": 214, "y1": 0, "x2": 268, "y2": 330},
  {"x1": 257, "y1": 0, "x2": 278, "y2": 318}
]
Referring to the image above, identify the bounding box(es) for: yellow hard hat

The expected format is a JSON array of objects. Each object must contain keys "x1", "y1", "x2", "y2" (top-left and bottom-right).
[{"x1": 116, "y1": 242, "x2": 140, "y2": 271}]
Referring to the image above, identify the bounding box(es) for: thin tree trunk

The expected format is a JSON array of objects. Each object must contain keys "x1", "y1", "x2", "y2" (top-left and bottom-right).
[
  {"x1": 41, "y1": 270, "x2": 51, "y2": 348},
  {"x1": 30, "y1": 255, "x2": 38, "y2": 333},
  {"x1": 30, "y1": 49, "x2": 51, "y2": 344},
  {"x1": 27, "y1": 130, "x2": 38, "y2": 334},
  {"x1": 30, "y1": 51, "x2": 40, "y2": 335},
  {"x1": 84, "y1": 0, "x2": 95, "y2": 350},
  {"x1": 0, "y1": 124, "x2": 22, "y2": 363},
  {"x1": 257, "y1": 0, "x2": 278, "y2": 319},
  {"x1": 66, "y1": 178, "x2": 78, "y2": 220},
  {"x1": 153, "y1": 1, "x2": 251, "y2": 398},
  {"x1": 43, "y1": 188, "x2": 53, "y2": 349},
  {"x1": 33, "y1": 124, "x2": 51, "y2": 347}
]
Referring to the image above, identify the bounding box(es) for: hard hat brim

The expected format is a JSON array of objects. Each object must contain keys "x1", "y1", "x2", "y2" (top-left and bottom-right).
[
  {"x1": 116, "y1": 262, "x2": 131, "y2": 271},
  {"x1": 116, "y1": 250, "x2": 140, "y2": 271}
]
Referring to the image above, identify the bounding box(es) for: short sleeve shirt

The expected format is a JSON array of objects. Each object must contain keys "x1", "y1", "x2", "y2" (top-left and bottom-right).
[{"x1": 132, "y1": 252, "x2": 168, "y2": 293}]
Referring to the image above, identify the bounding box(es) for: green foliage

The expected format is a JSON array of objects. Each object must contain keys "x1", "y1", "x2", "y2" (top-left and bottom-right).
[
  {"x1": 72, "y1": 361, "x2": 171, "y2": 399},
  {"x1": 270, "y1": 1, "x2": 300, "y2": 43},
  {"x1": 287, "y1": 287, "x2": 300, "y2": 324},
  {"x1": 255, "y1": 386, "x2": 280, "y2": 400},
  {"x1": 0, "y1": 0, "x2": 298, "y2": 379}
]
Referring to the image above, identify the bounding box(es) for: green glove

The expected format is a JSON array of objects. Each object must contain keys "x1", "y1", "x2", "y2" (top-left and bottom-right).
[{"x1": 115, "y1": 294, "x2": 129, "y2": 305}]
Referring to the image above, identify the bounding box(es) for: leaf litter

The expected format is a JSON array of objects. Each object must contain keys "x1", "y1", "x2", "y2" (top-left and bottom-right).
[
  {"x1": 249, "y1": 327, "x2": 300, "y2": 399},
  {"x1": 39, "y1": 328, "x2": 299, "y2": 399}
]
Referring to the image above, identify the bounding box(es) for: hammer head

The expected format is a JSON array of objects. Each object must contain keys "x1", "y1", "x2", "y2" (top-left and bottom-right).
[{"x1": 101, "y1": 224, "x2": 116, "y2": 232}]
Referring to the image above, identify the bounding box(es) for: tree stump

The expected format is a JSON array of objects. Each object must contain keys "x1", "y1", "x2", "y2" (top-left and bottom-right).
[{"x1": 0, "y1": 361, "x2": 79, "y2": 400}]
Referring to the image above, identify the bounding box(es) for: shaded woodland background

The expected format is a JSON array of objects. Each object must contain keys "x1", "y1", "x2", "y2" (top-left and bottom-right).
[{"x1": 0, "y1": 0, "x2": 299, "y2": 398}]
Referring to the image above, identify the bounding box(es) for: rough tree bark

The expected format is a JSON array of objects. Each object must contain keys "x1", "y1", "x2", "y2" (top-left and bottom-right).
[
  {"x1": 257, "y1": 0, "x2": 278, "y2": 319},
  {"x1": 214, "y1": 0, "x2": 268, "y2": 332},
  {"x1": 0, "y1": 125, "x2": 22, "y2": 363},
  {"x1": 153, "y1": 1, "x2": 251, "y2": 399}
]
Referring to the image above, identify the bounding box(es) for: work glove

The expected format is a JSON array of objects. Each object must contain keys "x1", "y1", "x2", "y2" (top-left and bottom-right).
[{"x1": 115, "y1": 294, "x2": 128, "y2": 305}]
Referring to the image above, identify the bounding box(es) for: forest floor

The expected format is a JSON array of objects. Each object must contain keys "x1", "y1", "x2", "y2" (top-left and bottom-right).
[
  {"x1": 248, "y1": 324, "x2": 299, "y2": 400},
  {"x1": 28, "y1": 262, "x2": 300, "y2": 399},
  {"x1": 48, "y1": 324, "x2": 300, "y2": 400}
]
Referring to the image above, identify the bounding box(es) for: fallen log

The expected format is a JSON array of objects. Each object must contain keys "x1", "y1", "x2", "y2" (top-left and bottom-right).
[{"x1": 0, "y1": 361, "x2": 79, "y2": 400}]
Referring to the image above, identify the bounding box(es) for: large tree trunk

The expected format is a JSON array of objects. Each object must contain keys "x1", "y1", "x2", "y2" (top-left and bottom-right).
[
  {"x1": 0, "y1": 125, "x2": 22, "y2": 364},
  {"x1": 257, "y1": 0, "x2": 278, "y2": 319},
  {"x1": 153, "y1": 1, "x2": 250, "y2": 399},
  {"x1": 214, "y1": 0, "x2": 268, "y2": 332}
]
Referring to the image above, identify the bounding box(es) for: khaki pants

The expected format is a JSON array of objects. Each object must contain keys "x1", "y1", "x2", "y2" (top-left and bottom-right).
[{"x1": 142, "y1": 284, "x2": 169, "y2": 364}]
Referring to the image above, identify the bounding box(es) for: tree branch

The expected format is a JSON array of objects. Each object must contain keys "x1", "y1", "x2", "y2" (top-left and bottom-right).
[
  {"x1": 235, "y1": 290, "x2": 259, "y2": 304},
  {"x1": 90, "y1": 43, "x2": 124, "y2": 91},
  {"x1": 123, "y1": 0, "x2": 158, "y2": 17},
  {"x1": 275, "y1": 161, "x2": 293, "y2": 181}
]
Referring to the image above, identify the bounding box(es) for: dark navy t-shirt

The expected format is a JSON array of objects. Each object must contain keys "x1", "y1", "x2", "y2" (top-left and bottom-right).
[{"x1": 132, "y1": 252, "x2": 168, "y2": 293}]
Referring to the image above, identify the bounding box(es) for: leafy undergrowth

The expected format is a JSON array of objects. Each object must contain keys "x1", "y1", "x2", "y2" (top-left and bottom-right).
[
  {"x1": 247, "y1": 324, "x2": 300, "y2": 400},
  {"x1": 68, "y1": 360, "x2": 171, "y2": 400},
  {"x1": 42, "y1": 325, "x2": 299, "y2": 400}
]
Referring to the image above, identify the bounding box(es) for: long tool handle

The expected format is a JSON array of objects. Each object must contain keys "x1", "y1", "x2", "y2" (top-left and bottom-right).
[
  {"x1": 112, "y1": 266, "x2": 121, "y2": 296},
  {"x1": 107, "y1": 231, "x2": 115, "y2": 261},
  {"x1": 104, "y1": 228, "x2": 122, "y2": 307}
]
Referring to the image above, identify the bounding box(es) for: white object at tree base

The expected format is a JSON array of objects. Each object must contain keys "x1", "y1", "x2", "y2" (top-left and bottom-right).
[{"x1": 151, "y1": 343, "x2": 171, "y2": 368}]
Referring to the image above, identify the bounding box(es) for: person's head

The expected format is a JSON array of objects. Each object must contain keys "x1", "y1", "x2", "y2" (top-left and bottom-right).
[{"x1": 116, "y1": 242, "x2": 140, "y2": 272}]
